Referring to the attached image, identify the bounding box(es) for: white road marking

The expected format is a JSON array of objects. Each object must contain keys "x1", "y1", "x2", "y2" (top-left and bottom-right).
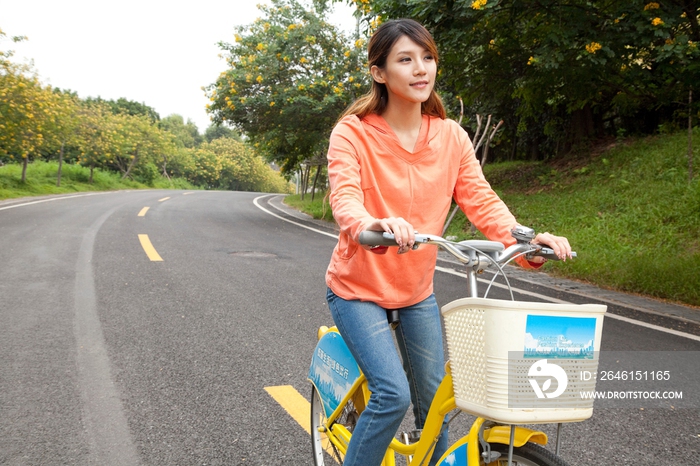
[{"x1": 0, "y1": 192, "x2": 110, "y2": 211}]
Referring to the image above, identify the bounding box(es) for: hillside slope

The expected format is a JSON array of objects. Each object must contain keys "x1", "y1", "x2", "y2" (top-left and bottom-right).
[{"x1": 470, "y1": 130, "x2": 700, "y2": 307}]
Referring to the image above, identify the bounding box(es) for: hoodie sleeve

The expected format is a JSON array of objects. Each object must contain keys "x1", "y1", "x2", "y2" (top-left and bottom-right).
[
  {"x1": 450, "y1": 121, "x2": 537, "y2": 269},
  {"x1": 326, "y1": 116, "x2": 377, "y2": 241}
]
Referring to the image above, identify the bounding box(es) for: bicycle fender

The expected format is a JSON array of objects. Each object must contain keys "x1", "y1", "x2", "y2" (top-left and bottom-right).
[
  {"x1": 434, "y1": 427, "x2": 547, "y2": 466},
  {"x1": 308, "y1": 328, "x2": 361, "y2": 419},
  {"x1": 484, "y1": 426, "x2": 548, "y2": 447}
]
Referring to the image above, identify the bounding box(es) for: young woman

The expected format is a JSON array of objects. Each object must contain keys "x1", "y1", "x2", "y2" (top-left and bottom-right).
[{"x1": 324, "y1": 19, "x2": 572, "y2": 466}]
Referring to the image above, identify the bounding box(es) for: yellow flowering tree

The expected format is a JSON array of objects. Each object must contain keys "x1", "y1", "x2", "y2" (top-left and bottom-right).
[
  {"x1": 362, "y1": 0, "x2": 699, "y2": 158},
  {"x1": 0, "y1": 59, "x2": 71, "y2": 181},
  {"x1": 73, "y1": 101, "x2": 122, "y2": 183},
  {"x1": 109, "y1": 112, "x2": 171, "y2": 183},
  {"x1": 72, "y1": 100, "x2": 183, "y2": 185},
  {"x1": 206, "y1": 0, "x2": 367, "y2": 173},
  {"x1": 191, "y1": 138, "x2": 291, "y2": 193},
  {"x1": 2, "y1": 23, "x2": 315, "y2": 191},
  {"x1": 44, "y1": 90, "x2": 81, "y2": 186}
]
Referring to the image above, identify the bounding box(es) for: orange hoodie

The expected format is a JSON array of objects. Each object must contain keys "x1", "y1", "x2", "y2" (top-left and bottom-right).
[{"x1": 326, "y1": 113, "x2": 526, "y2": 309}]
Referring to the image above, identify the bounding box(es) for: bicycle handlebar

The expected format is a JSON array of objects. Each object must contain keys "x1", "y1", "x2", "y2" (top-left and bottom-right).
[
  {"x1": 358, "y1": 229, "x2": 575, "y2": 268},
  {"x1": 358, "y1": 230, "x2": 402, "y2": 247}
]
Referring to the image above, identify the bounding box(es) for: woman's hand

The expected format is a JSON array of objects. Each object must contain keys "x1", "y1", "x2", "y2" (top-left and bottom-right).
[
  {"x1": 367, "y1": 217, "x2": 415, "y2": 254},
  {"x1": 532, "y1": 232, "x2": 573, "y2": 263}
]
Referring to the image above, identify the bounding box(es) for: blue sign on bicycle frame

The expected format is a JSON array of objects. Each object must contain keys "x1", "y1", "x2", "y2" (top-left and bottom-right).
[{"x1": 308, "y1": 331, "x2": 361, "y2": 418}]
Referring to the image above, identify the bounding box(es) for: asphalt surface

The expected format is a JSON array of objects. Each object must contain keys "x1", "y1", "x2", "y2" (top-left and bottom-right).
[{"x1": 1, "y1": 190, "x2": 698, "y2": 465}]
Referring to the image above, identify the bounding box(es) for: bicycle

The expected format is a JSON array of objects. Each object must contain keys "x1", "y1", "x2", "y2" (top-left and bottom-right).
[{"x1": 309, "y1": 226, "x2": 606, "y2": 466}]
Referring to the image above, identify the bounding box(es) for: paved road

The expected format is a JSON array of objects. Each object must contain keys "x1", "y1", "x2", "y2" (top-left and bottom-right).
[{"x1": 1, "y1": 190, "x2": 698, "y2": 465}]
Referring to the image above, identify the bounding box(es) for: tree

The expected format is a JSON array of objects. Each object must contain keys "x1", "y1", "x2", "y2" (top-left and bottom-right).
[
  {"x1": 0, "y1": 24, "x2": 293, "y2": 189},
  {"x1": 0, "y1": 26, "x2": 26, "y2": 64},
  {"x1": 159, "y1": 114, "x2": 203, "y2": 148},
  {"x1": 206, "y1": 0, "x2": 368, "y2": 173},
  {"x1": 46, "y1": 90, "x2": 81, "y2": 186},
  {"x1": 84, "y1": 96, "x2": 161, "y2": 123},
  {"x1": 160, "y1": 145, "x2": 196, "y2": 181},
  {"x1": 74, "y1": 101, "x2": 120, "y2": 182},
  {"x1": 361, "y1": 0, "x2": 700, "y2": 159},
  {"x1": 204, "y1": 123, "x2": 242, "y2": 143},
  {"x1": 191, "y1": 138, "x2": 291, "y2": 192},
  {"x1": 0, "y1": 60, "x2": 67, "y2": 181},
  {"x1": 112, "y1": 113, "x2": 174, "y2": 182}
]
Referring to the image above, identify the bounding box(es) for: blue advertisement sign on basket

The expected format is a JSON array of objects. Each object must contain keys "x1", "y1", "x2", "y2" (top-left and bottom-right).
[
  {"x1": 308, "y1": 331, "x2": 361, "y2": 418},
  {"x1": 524, "y1": 315, "x2": 597, "y2": 359}
]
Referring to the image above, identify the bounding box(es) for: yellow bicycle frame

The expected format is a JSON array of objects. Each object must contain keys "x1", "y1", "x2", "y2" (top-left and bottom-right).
[{"x1": 313, "y1": 327, "x2": 549, "y2": 466}]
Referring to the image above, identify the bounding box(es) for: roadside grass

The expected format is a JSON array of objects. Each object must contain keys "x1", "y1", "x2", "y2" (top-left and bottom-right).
[
  {"x1": 284, "y1": 192, "x2": 335, "y2": 222},
  {"x1": 287, "y1": 129, "x2": 700, "y2": 307},
  {"x1": 0, "y1": 161, "x2": 198, "y2": 200},
  {"x1": 492, "y1": 131, "x2": 700, "y2": 307}
]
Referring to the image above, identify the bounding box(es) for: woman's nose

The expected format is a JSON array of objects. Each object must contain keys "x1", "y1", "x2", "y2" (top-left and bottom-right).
[{"x1": 414, "y1": 62, "x2": 427, "y2": 75}]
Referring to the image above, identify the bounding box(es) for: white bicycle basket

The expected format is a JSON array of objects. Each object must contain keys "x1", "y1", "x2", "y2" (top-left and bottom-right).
[{"x1": 441, "y1": 297, "x2": 606, "y2": 424}]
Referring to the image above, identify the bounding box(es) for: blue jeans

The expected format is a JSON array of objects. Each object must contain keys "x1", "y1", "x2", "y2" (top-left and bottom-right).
[{"x1": 326, "y1": 288, "x2": 448, "y2": 466}]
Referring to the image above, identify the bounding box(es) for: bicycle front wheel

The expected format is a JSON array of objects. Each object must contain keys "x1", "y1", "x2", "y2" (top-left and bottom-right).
[
  {"x1": 310, "y1": 385, "x2": 346, "y2": 465},
  {"x1": 485, "y1": 442, "x2": 571, "y2": 466}
]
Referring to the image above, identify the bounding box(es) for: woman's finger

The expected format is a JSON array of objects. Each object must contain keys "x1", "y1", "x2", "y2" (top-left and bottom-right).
[{"x1": 534, "y1": 232, "x2": 572, "y2": 260}]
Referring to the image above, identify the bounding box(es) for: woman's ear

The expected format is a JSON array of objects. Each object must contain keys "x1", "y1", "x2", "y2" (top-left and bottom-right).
[{"x1": 370, "y1": 65, "x2": 386, "y2": 84}]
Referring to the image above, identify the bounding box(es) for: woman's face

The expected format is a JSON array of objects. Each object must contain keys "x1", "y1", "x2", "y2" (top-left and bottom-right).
[{"x1": 371, "y1": 35, "x2": 437, "y2": 107}]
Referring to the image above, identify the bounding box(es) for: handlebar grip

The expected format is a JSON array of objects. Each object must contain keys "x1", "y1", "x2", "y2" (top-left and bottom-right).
[
  {"x1": 532, "y1": 247, "x2": 577, "y2": 260},
  {"x1": 358, "y1": 231, "x2": 398, "y2": 246}
]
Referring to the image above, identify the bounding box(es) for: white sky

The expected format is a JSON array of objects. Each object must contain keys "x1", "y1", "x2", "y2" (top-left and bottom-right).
[{"x1": 1, "y1": 0, "x2": 356, "y2": 132}]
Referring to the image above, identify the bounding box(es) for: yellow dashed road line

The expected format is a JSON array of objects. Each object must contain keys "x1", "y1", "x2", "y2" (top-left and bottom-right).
[
  {"x1": 265, "y1": 385, "x2": 340, "y2": 460},
  {"x1": 265, "y1": 385, "x2": 310, "y2": 434},
  {"x1": 158, "y1": 197, "x2": 170, "y2": 202},
  {"x1": 138, "y1": 234, "x2": 163, "y2": 261},
  {"x1": 137, "y1": 207, "x2": 150, "y2": 217}
]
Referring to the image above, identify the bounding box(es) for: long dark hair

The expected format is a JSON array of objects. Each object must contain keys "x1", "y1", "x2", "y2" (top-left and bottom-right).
[{"x1": 341, "y1": 19, "x2": 446, "y2": 120}]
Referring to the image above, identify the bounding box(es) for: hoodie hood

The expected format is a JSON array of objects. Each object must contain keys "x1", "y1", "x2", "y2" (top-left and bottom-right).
[{"x1": 360, "y1": 113, "x2": 443, "y2": 161}]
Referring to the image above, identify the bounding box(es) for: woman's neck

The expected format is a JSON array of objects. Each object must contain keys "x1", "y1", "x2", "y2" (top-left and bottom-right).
[{"x1": 381, "y1": 101, "x2": 423, "y2": 153}]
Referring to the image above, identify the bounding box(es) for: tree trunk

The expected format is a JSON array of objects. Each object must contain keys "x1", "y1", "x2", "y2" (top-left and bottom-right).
[
  {"x1": 56, "y1": 142, "x2": 65, "y2": 187},
  {"x1": 570, "y1": 104, "x2": 596, "y2": 145},
  {"x1": 21, "y1": 157, "x2": 28, "y2": 182},
  {"x1": 482, "y1": 144, "x2": 491, "y2": 167},
  {"x1": 689, "y1": 88, "x2": 694, "y2": 182},
  {"x1": 474, "y1": 114, "x2": 491, "y2": 154},
  {"x1": 162, "y1": 155, "x2": 171, "y2": 181},
  {"x1": 442, "y1": 204, "x2": 460, "y2": 236},
  {"x1": 122, "y1": 147, "x2": 139, "y2": 180},
  {"x1": 457, "y1": 97, "x2": 464, "y2": 125},
  {"x1": 480, "y1": 120, "x2": 504, "y2": 167},
  {"x1": 89, "y1": 163, "x2": 95, "y2": 184},
  {"x1": 310, "y1": 164, "x2": 322, "y2": 202},
  {"x1": 305, "y1": 165, "x2": 312, "y2": 196},
  {"x1": 473, "y1": 114, "x2": 483, "y2": 148},
  {"x1": 301, "y1": 164, "x2": 312, "y2": 200}
]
